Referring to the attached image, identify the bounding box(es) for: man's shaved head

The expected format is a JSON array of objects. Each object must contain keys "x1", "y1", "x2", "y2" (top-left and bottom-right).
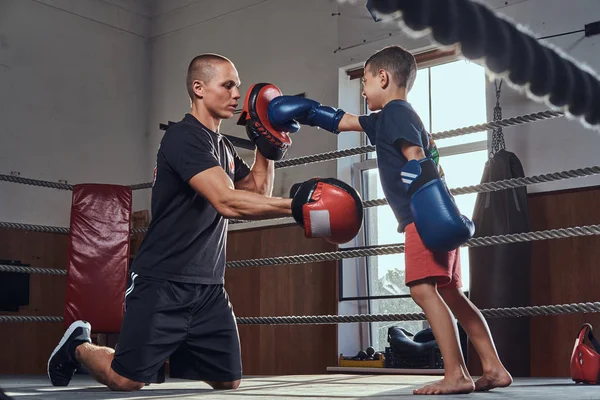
[{"x1": 186, "y1": 53, "x2": 233, "y2": 100}]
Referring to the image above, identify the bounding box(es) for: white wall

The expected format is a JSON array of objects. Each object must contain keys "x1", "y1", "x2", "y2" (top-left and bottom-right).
[
  {"x1": 148, "y1": 0, "x2": 342, "y2": 198},
  {"x1": 0, "y1": 0, "x2": 151, "y2": 227}
]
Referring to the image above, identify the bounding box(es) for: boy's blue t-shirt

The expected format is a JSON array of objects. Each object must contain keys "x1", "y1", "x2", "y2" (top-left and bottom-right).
[{"x1": 358, "y1": 100, "x2": 443, "y2": 232}]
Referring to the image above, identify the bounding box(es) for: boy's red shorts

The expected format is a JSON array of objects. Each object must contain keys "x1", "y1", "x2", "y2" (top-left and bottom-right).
[{"x1": 404, "y1": 222, "x2": 462, "y2": 289}]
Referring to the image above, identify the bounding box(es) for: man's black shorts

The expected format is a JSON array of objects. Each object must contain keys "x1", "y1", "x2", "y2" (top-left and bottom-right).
[{"x1": 111, "y1": 273, "x2": 242, "y2": 383}]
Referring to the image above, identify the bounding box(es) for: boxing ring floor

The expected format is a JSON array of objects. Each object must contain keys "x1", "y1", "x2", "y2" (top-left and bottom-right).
[{"x1": 1, "y1": 374, "x2": 597, "y2": 399}]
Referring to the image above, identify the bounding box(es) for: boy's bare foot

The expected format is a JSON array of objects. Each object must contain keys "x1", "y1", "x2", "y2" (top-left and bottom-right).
[
  {"x1": 475, "y1": 367, "x2": 513, "y2": 391},
  {"x1": 413, "y1": 376, "x2": 475, "y2": 395}
]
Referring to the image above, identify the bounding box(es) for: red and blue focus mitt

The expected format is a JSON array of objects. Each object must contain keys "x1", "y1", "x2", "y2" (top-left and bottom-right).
[{"x1": 237, "y1": 83, "x2": 298, "y2": 161}]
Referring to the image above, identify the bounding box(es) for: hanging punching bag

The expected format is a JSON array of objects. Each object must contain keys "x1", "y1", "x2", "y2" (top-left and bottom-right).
[{"x1": 468, "y1": 148, "x2": 532, "y2": 377}]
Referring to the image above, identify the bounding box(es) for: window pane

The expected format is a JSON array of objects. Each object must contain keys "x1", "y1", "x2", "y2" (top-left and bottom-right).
[
  {"x1": 362, "y1": 169, "x2": 403, "y2": 246},
  {"x1": 439, "y1": 149, "x2": 488, "y2": 290},
  {"x1": 369, "y1": 298, "x2": 424, "y2": 353},
  {"x1": 440, "y1": 150, "x2": 487, "y2": 220},
  {"x1": 430, "y1": 60, "x2": 487, "y2": 146},
  {"x1": 409, "y1": 68, "x2": 431, "y2": 132}
]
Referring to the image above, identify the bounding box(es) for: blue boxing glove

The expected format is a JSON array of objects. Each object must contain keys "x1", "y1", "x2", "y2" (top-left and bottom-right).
[
  {"x1": 268, "y1": 96, "x2": 346, "y2": 134},
  {"x1": 401, "y1": 157, "x2": 475, "y2": 252}
]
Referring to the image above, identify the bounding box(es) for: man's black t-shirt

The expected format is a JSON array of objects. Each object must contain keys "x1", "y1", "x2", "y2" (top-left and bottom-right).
[{"x1": 131, "y1": 114, "x2": 251, "y2": 284}]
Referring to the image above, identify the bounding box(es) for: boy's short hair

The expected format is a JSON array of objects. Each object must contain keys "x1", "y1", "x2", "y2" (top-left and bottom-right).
[{"x1": 364, "y1": 45, "x2": 417, "y2": 92}]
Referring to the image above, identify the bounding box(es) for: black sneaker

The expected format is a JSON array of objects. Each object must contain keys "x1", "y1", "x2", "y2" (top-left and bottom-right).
[
  {"x1": 47, "y1": 320, "x2": 91, "y2": 386},
  {"x1": 0, "y1": 387, "x2": 14, "y2": 400}
]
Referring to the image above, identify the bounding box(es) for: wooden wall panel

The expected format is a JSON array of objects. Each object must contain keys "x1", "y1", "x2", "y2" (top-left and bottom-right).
[
  {"x1": 0, "y1": 230, "x2": 69, "y2": 374},
  {"x1": 226, "y1": 223, "x2": 339, "y2": 375},
  {"x1": 528, "y1": 186, "x2": 600, "y2": 377},
  {"x1": 0, "y1": 220, "x2": 339, "y2": 376}
]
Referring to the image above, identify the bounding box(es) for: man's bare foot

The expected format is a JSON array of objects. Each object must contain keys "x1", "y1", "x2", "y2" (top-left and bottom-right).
[
  {"x1": 413, "y1": 376, "x2": 475, "y2": 395},
  {"x1": 475, "y1": 368, "x2": 513, "y2": 391}
]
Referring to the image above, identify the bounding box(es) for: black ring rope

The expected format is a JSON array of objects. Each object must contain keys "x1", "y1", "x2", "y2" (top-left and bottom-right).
[{"x1": 365, "y1": 0, "x2": 600, "y2": 129}]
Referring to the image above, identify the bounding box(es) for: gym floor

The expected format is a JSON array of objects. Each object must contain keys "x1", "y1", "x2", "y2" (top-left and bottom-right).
[{"x1": 1, "y1": 374, "x2": 597, "y2": 399}]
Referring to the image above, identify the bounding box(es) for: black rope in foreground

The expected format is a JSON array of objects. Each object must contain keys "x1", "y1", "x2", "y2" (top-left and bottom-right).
[{"x1": 365, "y1": 0, "x2": 600, "y2": 129}]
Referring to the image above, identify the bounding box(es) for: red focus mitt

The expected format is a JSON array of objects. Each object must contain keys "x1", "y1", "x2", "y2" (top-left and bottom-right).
[
  {"x1": 290, "y1": 177, "x2": 363, "y2": 244},
  {"x1": 571, "y1": 323, "x2": 600, "y2": 384},
  {"x1": 237, "y1": 83, "x2": 296, "y2": 161}
]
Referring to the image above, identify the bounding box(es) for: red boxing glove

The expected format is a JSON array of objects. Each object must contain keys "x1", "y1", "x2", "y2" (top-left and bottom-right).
[
  {"x1": 237, "y1": 83, "x2": 295, "y2": 161},
  {"x1": 290, "y1": 177, "x2": 363, "y2": 244},
  {"x1": 571, "y1": 323, "x2": 600, "y2": 384}
]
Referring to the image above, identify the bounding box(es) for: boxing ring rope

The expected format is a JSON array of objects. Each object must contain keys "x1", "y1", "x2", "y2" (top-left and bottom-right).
[
  {"x1": 365, "y1": 0, "x2": 600, "y2": 129},
  {"x1": 0, "y1": 175, "x2": 73, "y2": 190},
  {"x1": 0, "y1": 221, "x2": 147, "y2": 235},
  {"x1": 0, "y1": 222, "x2": 70, "y2": 235},
  {"x1": 237, "y1": 302, "x2": 600, "y2": 324},
  {"x1": 2, "y1": 301, "x2": 600, "y2": 325},
  {"x1": 0, "y1": 109, "x2": 564, "y2": 192},
  {"x1": 0, "y1": 265, "x2": 68, "y2": 275},
  {"x1": 3, "y1": 163, "x2": 600, "y2": 232},
  {"x1": 227, "y1": 224, "x2": 600, "y2": 268},
  {"x1": 273, "y1": 110, "x2": 563, "y2": 170},
  {"x1": 361, "y1": 165, "x2": 600, "y2": 208},
  {"x1": 3, "y1": 223, "x2": 600, "y2": 274}
]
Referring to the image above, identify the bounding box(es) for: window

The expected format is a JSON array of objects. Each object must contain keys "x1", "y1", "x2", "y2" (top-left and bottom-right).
[{"x1": 348, "y1": 57, "x2": 488, "y2": 351}]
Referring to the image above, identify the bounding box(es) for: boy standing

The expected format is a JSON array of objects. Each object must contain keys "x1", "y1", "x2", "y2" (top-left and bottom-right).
[{"x1": 269, "y1": 45, "x2": 512, "y2": 395}]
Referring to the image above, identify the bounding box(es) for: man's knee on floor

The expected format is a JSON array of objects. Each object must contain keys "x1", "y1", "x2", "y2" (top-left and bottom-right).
[
  {"x1": 107, "y1": 373, "x2": 145, "y2": 392},
  {"x1": 207, "y1": 379, "x2": 241, "y2": 390}
]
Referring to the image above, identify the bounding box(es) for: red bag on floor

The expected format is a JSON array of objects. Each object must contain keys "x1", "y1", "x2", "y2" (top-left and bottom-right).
[{"x1": 571, "y1": 323, "x2": 600, "y2": 384}]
